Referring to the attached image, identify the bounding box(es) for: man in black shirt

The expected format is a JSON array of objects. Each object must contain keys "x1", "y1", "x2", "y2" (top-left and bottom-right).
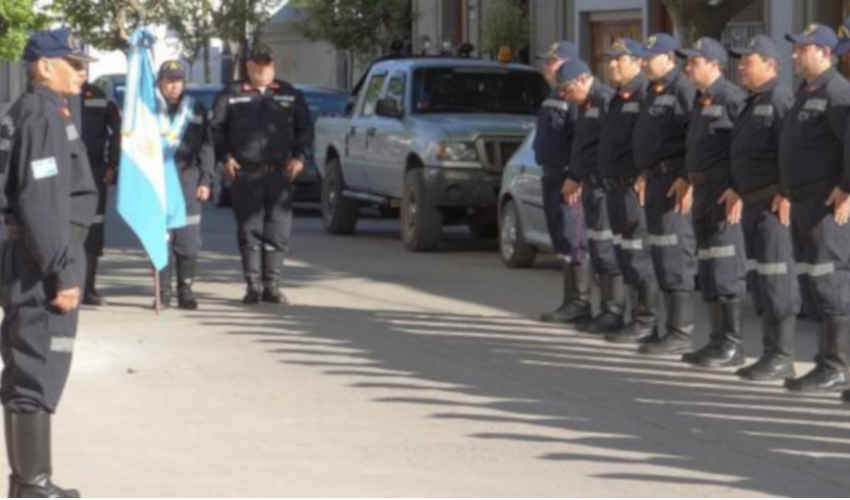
[
  {"x1": 0, "y1": 28, "x2": 98, "y2": 498},
  {"x1": 212, "y1": 43, "x2": 313, "y2": 305}
]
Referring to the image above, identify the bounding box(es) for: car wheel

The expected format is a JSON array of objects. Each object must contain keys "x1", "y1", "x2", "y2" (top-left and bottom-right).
[
  {"x1": 401, "y1": 169, "x2": 442, "y2": 251},
  {"x1": 499, "y1": 199, "x2": 536, "y2": 268},
  {"x1": 321, "y1": 158, "x2": 359, "y2": 234}
]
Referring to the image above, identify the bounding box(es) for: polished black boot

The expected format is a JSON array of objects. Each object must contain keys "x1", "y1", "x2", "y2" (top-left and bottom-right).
[
  {"x1": 176, "y1": 254, "x2": 198, "y2": 310},
  {"x1": 261, "y1": 250, "x2": 289, "y2": 305},
  {"x1": 682, "y1": 298, "x2": 745, "y2": 368},
  {"x1": 157, "y1": 260, "x2": 172, "y2": 309},
  {"x1": 82, "y1": 253, "x2": 104, "y2": 306},
  {"x1": 5, "y1": 410, "x2": 79, "y2": 498},
  {"x1": 584, "y1": 273, "x2": 625, "y2": 334},
  {"x1": 606, "y1": 280, "x2": 658, "y2": 343},
  {"x1": 540, "y1": 260, "x2": 591, "y2": 325},
  {"x1": 785, "y1": 316, "x2": 850, "y2": 392},
  {"x1": 639, "y1": 290, "x2": 694, "y2": 355},
  {"x1": 241, "y1": 246, "x2": 262, "y2": 304},
  {"x1": 737, "y1": 316, "x2": 796, "y2": 381}
]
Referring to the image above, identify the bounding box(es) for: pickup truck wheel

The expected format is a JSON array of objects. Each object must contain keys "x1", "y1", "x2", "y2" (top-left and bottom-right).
[
  {"x1": 321, "y1": 158, "x2": 359, "y2": 234},
  {"x1": 401, "y1": 169, "x2": 442, "y2": 251},
  {"x1": 499, "y1": 199, "x2": 536, "y2": 268}
]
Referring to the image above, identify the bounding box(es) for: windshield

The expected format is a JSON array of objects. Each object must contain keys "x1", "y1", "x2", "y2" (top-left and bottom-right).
[{"x1": 412, "y1": 67, "x2": 547, "y2": 115}]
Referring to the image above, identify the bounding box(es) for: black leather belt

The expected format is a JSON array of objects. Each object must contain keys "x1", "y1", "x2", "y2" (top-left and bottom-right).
[
  {"x1": 741, "y1": 184, "x2": 778, "y2": 205},
  {"x1": 602, "y1": 175, "x2": 637, "y2": 190}
]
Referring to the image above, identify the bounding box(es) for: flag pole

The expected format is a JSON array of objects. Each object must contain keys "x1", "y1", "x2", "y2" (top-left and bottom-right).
[{"x1": 153, "y1": 266, "x2": 160, "y2": 315}]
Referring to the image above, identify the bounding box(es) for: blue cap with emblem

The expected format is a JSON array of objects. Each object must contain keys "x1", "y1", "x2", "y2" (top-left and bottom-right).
[
  {"x1": 641, "y1": 33, "x2": 680, "y2": 56},
  {"x1": 676, "y1": 37, "x2": 728, "y2": 65},
  {"x1": 556, "y1": 59, "x2": 590, "y2": 85},
  {"x1": 537, "y1": 40, "x2": 578, "y2": 61},
  {"x1": 785, "y1": 23, "x2": 838, "y2": 50},
  {"x1": 158, "y1": 60, "x2": 186, "y2": 81},
  {"x1": 835, "y1": 16, "x2": 850, "y2": 56},
  {"x1": 604, "y1": 38, "x2": 644, "y2": 58},
  {"x1": 730, "y1": 34, "x2": 779, "y2": 61},
  {"x1": 23, "y1": 27, "x2": 96, "y2": 62}
]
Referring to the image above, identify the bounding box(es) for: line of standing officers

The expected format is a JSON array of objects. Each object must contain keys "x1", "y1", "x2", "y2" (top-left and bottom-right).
[{"x1": 534, "y1": 21, "x2": 850, "y2": 405}]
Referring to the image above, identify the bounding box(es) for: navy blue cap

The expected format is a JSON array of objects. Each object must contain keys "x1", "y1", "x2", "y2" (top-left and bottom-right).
[
  {"x1": 158, "y1": 60, "x2": 186, "y2": 81},
  {"x1": 23, "y1": 27, "x2": 95, "y2": 63},
  {"x1": 785, "y1": 23, "x2": 838, "y2": 50},
  {"x1": 641, "y1": 33, "x2": 679, "y2": 56},
  {"x1": 730, "y1": 35, "x2": 780, "y2": 61},
  {"x1": 555, "y1": 59, "x2": 590, "y2": 84},
  {"x1": 537, "y1": 40, "x2": 578, "y2": 61},
  {"x1": 677, "y1": 37, "x2": 728, "y2": 65},
  {"x1": 604, "y1": 38, "x2": 644, "y2": 57},
  {"x1": 836, "y1": 16, "x2": 850, "y2": 56}
]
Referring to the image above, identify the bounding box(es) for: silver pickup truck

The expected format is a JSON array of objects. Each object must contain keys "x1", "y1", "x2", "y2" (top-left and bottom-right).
[{"x1": 314, "y1": 56, "x2": 547, "y2": 251}]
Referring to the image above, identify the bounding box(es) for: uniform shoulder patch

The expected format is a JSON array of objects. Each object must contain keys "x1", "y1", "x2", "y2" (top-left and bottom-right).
[
  {"x1": 803, "y1": 98, "x2": 827, "y2": 112},
  {"x1": 622, "y1": 102, "x2": 640, "y2": 113},
  {"x1": 31, "y1": 157, "x2": 58, "y2": 180},
  {"x1": 753, "y1": 104, "x2": 773, "y2": 117}
]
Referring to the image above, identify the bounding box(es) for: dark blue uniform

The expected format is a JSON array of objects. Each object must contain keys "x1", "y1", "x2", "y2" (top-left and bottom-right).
[
  {"x1": 212, "y1": 79, "x2": 313, "y2": 302},
  {"x1": 681, "y1": 76, "x2": 749, "y2": 367},
  {"x1": 0, "y1": 85, "x2": 97, "y2": 412},
  {"x1": 779, "y1": 67, "x2": 850, "y2": 392},
  {"x1": 599, "y1": 74, "x2": 659, "y2": 343},
  {"x1": 565, "y1": 80, "x2": 625, "y2": 333},
  {"x1": 731, "y1": 77, "x2": 800, "y2": 380},
  {"x1": 632, "y1": 66, "x2": 698, "y2": 354}
]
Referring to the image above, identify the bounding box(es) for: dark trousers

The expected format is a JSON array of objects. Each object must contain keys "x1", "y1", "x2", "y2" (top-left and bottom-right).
[
  {"x1": 171, "y1": 167, "x2": 203, "y2": 259},
  {"x1": 0, "y1": 228, "x2": 86, "y2": 413},
  {"x1": 692, "y1": 182, "x2": 747, "y2": 301},
  {"x1": 231, "y1": 165, "x2": 293, "y2": 253},
  {"x1": 541, "y1": 168, "x2": 587, "y2": 262},
  {"x1": 742, "y1": 198, "x2": 801, "y2": 323},
  {"x1": 583, "y1": 182, "x2": 620, "y2": 276},
  {"x1": 644, "y1": 170, "x2": 697, "y2": 293},
  {"x1": 83, "y1": 180, "x2": 108, "y2": 257},
  {"x1": 606, "y1": 184, "x2": 655, "y2": 288}
]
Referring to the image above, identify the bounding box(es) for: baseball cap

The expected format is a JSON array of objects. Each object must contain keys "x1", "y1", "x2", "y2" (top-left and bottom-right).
[
  {"x1": 23, "y1": 27, "x2": 96, "y2": 63},
  {"x1": 730, "y1": 35, "x2": 780, "y2": 60},
  {"x1": 604, "y1": 38, "x2": 645, "y2": 57},
  {"x1": 641, "y1": 33, "x2": 680, "y2": 56},
  {"x1": 556, "y1": 59, "x2": 590, "y2": 85},
  {"x1": 785, "y1": 23, "x2": 838, "y2": 49},
  {"x1": 537, "y1": 40, "x2": 578, "y2": 61},
  {"x1": 158, "y1": 60, "x2": 186, "y2": 81},
  {"x1": 677, "y1": 37, "x2": 728, "y2": 65}
]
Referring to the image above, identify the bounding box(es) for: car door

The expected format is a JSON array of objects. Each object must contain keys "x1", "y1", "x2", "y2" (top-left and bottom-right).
[
  {"x1": 512, "y1": 130, "x2": 551, "y2": 249},
  {"x1": 345, "y1": 71, "x2": 387, "y2": 190},
  {"x1": 369, "y1": 70, "x2": 409, "y2": 197}
]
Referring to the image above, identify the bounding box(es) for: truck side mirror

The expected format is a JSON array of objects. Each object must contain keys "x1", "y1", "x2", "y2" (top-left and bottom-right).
[{"x1": 375, "y1": 97, "x2": 403, "y2": 119}]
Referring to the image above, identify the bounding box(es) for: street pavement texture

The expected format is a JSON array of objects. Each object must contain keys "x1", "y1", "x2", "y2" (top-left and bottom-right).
[{"x1": 5, "y1": 194, "x2": 850, "y2": 497}]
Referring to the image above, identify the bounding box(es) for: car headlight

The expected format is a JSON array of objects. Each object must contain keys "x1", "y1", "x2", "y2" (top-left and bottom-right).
[{"x1": 435, "y1": 141, "x2": 479, "y2": 162}]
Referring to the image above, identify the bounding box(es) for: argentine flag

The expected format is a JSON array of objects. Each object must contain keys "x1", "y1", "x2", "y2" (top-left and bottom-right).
[{"x1": 117, "y1": 29, "x2": 187, "y2": 271}]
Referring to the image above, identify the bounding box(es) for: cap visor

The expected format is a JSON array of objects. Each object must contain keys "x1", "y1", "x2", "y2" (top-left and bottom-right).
[
  {"x1": 785, "y1": 33, "x2": 806, "y2": 44},
  {"x1": 728, "y1": 47, "x2": 751, "y2": 58},
  {"x1": 67, "y1": 52, "x2": 97, "y2": 63},
  {"x1": 676, "y1": 48, "x2": 702, "y2": 58}
]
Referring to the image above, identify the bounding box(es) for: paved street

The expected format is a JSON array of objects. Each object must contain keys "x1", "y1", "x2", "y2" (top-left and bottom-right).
[{"x1": 10, "y1": 195, "x2": 850, "y2": 497}]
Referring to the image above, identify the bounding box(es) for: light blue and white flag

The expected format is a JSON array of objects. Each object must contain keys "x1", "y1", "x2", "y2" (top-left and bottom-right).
[{"x1": 117, "y1": 29, "x2": 187, "y2": 271}]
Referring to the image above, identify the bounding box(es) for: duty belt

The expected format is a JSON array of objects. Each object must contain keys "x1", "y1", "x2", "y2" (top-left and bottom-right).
[
  {"x1": 649, "y1": 159, "x2": 681, "y2": 176},
  {"x1": 602, "y1": 175, "x2": 637, "y2": 191},
  {"x1": 740, "y1": 183, "x2": 778, "y2": 205},
  {"x1": 688, "y1": 167, "x2": 728, "y2": 186},
  {"x1": 3, "y1": 216, "x2": 87, "y2": 243}
]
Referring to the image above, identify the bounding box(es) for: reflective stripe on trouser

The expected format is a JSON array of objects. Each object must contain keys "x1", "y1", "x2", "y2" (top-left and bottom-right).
[
  {"x1": 583, "y1": 182, "x2": 620, "y2": 276},
  {"x1": 0, "y1": 237, "x2": 84, "y2": 412},
  {"x1": 692, "y1": 182, "x2": 747, "y2": 301},
  {"x1": 605, "y1": 185, "x2": 655, "y2": 288},
  {"x1": 742, "y1": 199, "x2": 801, "y2": 322},
  {"x1": 542, "y1": 168, "x2": 585, "y2": 258},
  {"x1": 644, "y1": 171, "x2": 696, "y2": 292},
  {"x1": 231, "y1": 165, "x2": 293, "y2": 253},
  {"x1": 83, "y1": 179, "x2": 108, "y2": 256},
  {"x1": 172, "y1": 167, "x2": 205, "y2": 257}
]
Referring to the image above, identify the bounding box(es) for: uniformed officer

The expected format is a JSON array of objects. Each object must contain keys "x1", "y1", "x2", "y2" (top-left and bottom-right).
[
  {"x1": 533, "y1": 41, "x2": 591, "y2": 326},
  {"x1": 156, "y1": 61, "x2": 214, "y2": 310},
  {"x1": 632, "y1": 33, "x2": 698, "y2": 355},
  {"x1": 76, "y1": 75, "x2": 120, "y2": 306},
  {"x1": 727, "y1": 35, "x2": 801, "y2": 380},
  {"x1": 835, "y1": 17, "x2": 850, "y2": 404},
  {"x1": 674, "y1": 38, "x2": 749, "y2": 368},
  {"x1": 0, "y1": 28, "x2": 98, "y2": 497},
  {"x1": 558, "y1": 60, "x2": 625, "y2": 334},
  {"x1": 596, "y1": 38, "x2": 660, "y2": 344},
  {"x1": 211, "y1": 43, "x2": 313, "y2": 304},
  {"x1": 779, "y1": 25, "x2": 850, "y2": 393}
]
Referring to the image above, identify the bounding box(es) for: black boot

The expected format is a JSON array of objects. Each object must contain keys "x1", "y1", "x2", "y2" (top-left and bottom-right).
[
  {"x1": 157, "y1": 260, "x2": 172, "y2": 309},
  {"x1": 176, "y1": 255, "x2": 198, "y2": 310},
  {"x1": 639, "y1": 291, "x2": 694, "y2": 355},
  {"x1": 682, "y1": 298, "x2": 745, "y2": 368},
  {"x1": 540, "y1": 260, "x2": 591, "y2": 325},
  {"x1": 606, "y1": 280, "x2": 658, "y2": 343},
  {"x1": 82, "y1": 253, "x2": 104, "y2": 306},
  {"x1": 241, "y1": 246, "x2": 262, "y2": 305},
  {"x1": 5, "y1": 410, "x2": 79, "y2": 498},
  {"x1": 737, "y1": 316, "x2": 796, "y2": 381},
  {"x1": 261, "y1": 249, "x2": 288, "y2": 305},
  {"x1": 785, "y1": 316, "x2": 850, "y2": 392},
  {"x1": 584, "y1": 274, "x2": 625, "y2": 334}
]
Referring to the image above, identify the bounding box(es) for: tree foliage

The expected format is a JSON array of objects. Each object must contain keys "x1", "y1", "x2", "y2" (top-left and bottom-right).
[
  {"x1": 48, "y1": 0, "x2": 168, "y2": 51},
  {"x1": 483, "y1": 0, "x2": 529, "y2": 61},
  {"x1": 661, "y1": 0, "x2": 756, "y2": 45},
  {"x1": 294, "y1": 0, "x2": 415, "y2": 62},
  {"x1": 0, "y1": 0, "x2": 49, "y2": 61}
]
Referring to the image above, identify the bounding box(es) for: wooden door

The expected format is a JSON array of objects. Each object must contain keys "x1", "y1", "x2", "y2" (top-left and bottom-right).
[{"x1": 589, "y1": 20, "x2": 642, "y2": 82}]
